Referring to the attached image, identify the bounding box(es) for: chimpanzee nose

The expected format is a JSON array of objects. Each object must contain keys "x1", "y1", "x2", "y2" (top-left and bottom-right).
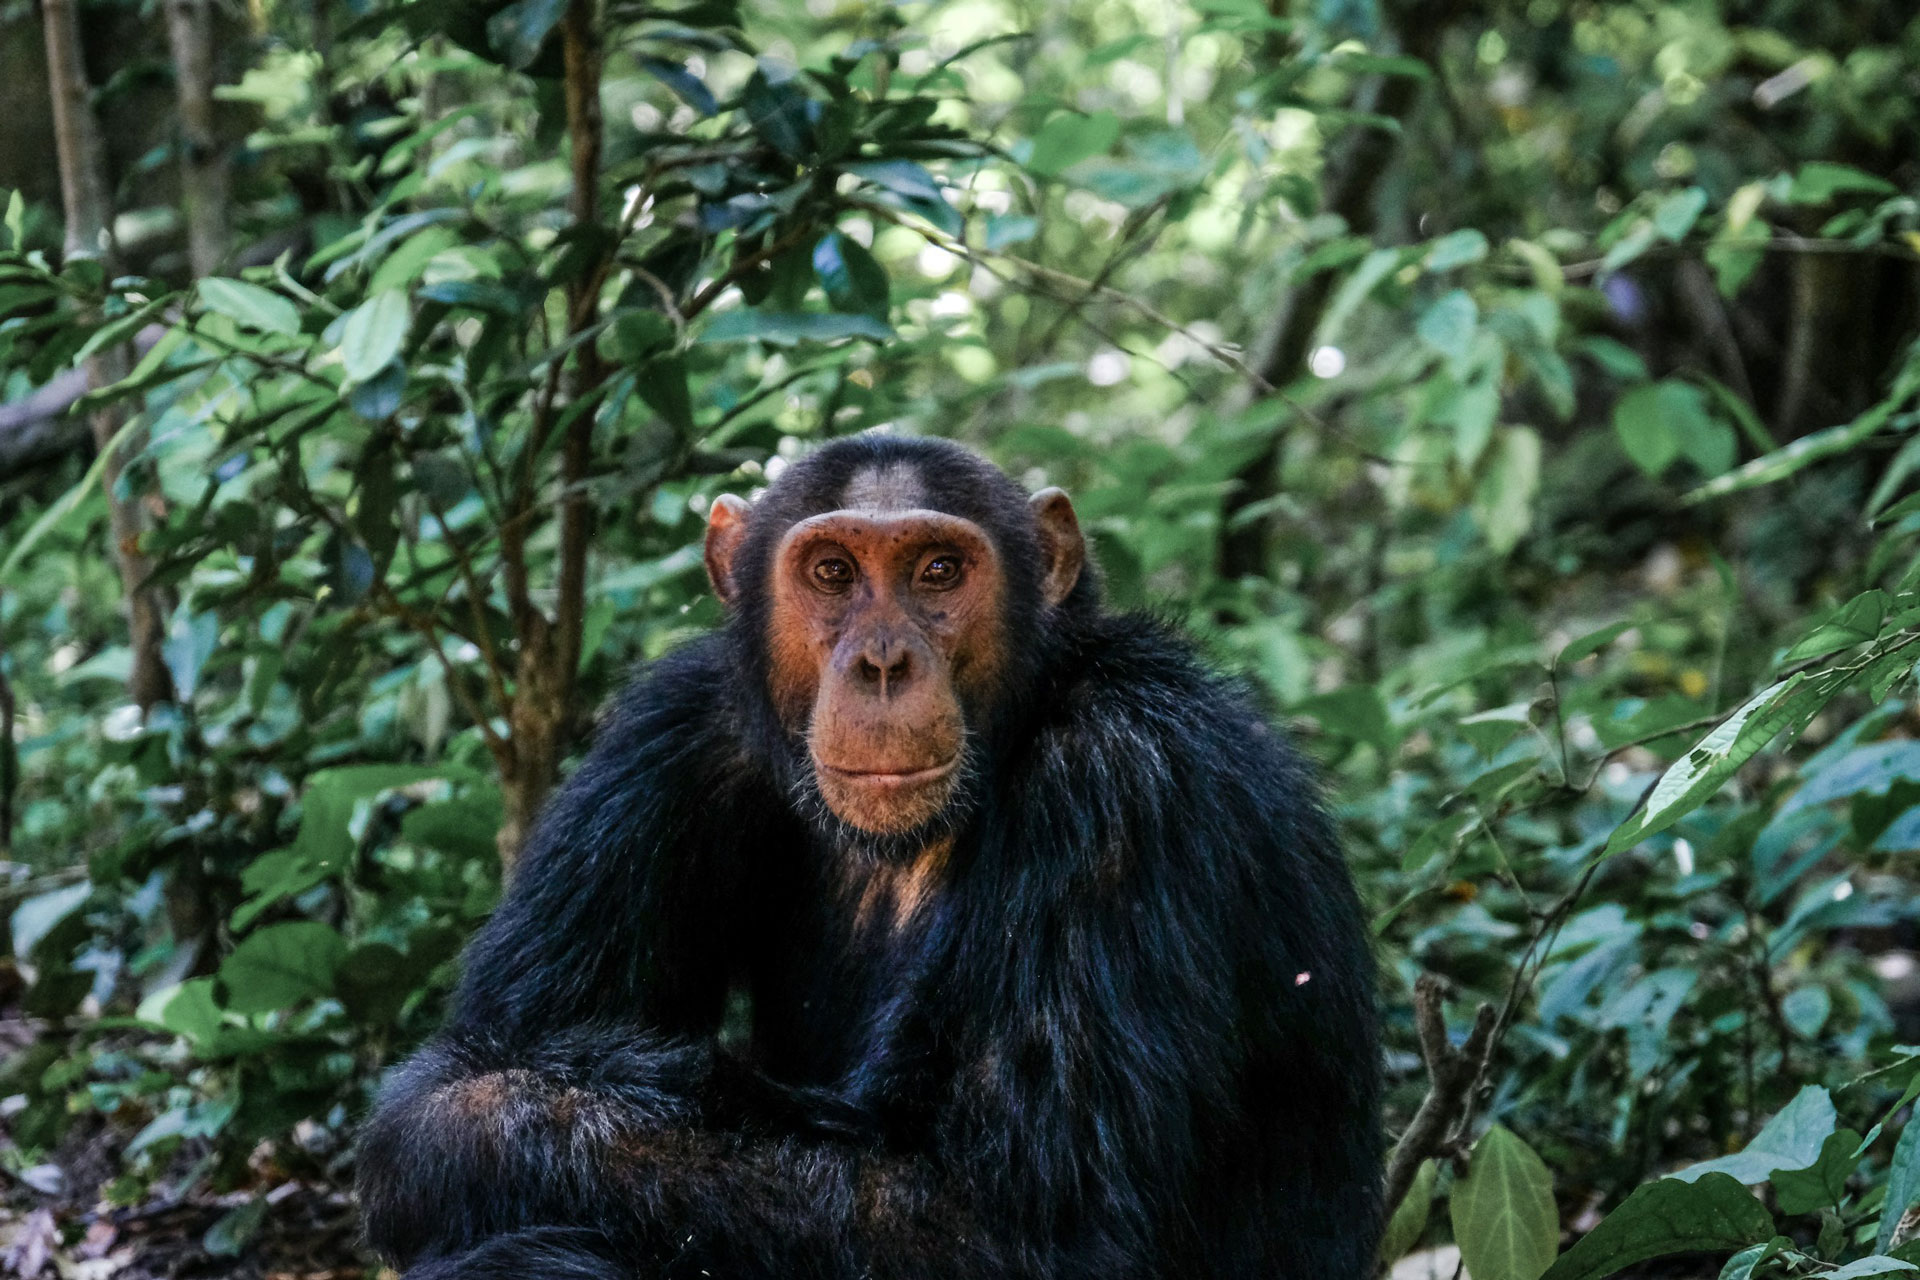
[{"x1": 854, "y1": 638, "x2": 913, "y2": 698}]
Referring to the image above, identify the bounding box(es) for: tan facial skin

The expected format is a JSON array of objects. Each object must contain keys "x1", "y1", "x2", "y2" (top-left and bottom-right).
[{"x1": 705, "y1": 482, "x2": 1084, "y2": 837}]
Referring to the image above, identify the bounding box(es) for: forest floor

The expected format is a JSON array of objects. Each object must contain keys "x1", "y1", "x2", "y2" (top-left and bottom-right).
[{"x1": 1, "y1": 993, "x2": 376, "y2": 1280}]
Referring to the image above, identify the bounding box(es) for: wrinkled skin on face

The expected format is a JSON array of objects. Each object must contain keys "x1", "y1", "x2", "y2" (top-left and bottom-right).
[{"x1": 704, "y1": 480, "x2": 1084, "y2": 837}]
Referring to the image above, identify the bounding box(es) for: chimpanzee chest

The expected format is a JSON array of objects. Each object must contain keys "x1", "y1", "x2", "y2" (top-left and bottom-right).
[{"x1": 743, "y1": 842, "x2": 952, "y2": 1087}]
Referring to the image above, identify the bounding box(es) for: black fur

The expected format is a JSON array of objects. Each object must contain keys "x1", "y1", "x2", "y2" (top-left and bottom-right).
[{"x1": 357, "y1": 435, "x2": 1382, "y2": 1279}]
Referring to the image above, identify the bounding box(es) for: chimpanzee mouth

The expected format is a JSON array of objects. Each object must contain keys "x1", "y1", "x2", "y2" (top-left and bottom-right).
[{"x1": 816, "y1": 758, "x2": 960, "y2": 787}]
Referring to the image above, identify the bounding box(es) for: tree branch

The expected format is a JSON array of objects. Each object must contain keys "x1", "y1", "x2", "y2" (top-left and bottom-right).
[{"x1": 1382, "y1": 975, "x2": 1497, "y2": 1220}]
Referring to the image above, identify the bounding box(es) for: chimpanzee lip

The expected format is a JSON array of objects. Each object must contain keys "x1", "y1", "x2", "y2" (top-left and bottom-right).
[{"x1": 817, "y1": 757, "x2": 959, "y2": 786}]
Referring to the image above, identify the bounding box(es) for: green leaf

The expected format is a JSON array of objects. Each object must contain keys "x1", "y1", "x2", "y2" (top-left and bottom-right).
[
  {"x1": 698, "y1": 309, "x2": 892, "y2": 345},
  {"x1": 1451, "y1": 1125, "x2": 1559, "y2": 1280},
  {"x1": 1880, "y1": 1107, "x2": 1920, "y2": 1249},
  {"x1": 1781, "y1": 591, "x2": 1890, "y2": 663},
  {"x1": 1425, "y1": 229, "x2": 1490, "y2": 271},
  {"x1": 339, "y1": 289, "x2": 411, "y2": 383},
  {"x1": 1772, "y1": 1129, "x2": 1863, "y2": 1216},
  {"x1": 486, "y1": 0, "x2": 569, "y2": 70},
  {"x1": 636, "y1": 354, "x2": 694, "y2": 432},
  {"x1": 1293, "y1": 684, "x2": 1393, "y2": 753},
  {"x1": 1832, "y1": 1259, "x2": 1920, "y2": 1280},
  {"x1": 1416, "y1": 289, "x2": 1479, "y2": 362},
  {"x1": 1672, "y1": 1086, "x2": 1835, "y2": 1184},
  {"x1": 843, "y1": 159, "x2": 945, "y2": 204},
  {"x1": 1780, "y1": 986, "x2": 1832, "y2": 1039},
  {"x1": 1541, "y1": 1173, "x2": 1773, "y2": 1280},
  {"x1": 1784, "y1": 739, "x2": 1920, "y2": 819},
  {"x1": 1382, "y1": 1159, "x2": 1439, "y2": 1262},
  {"x1": 1687, "y1": 389, "x2": 1910, "y2": 504},
  {"x1": 204, "y1": 1199, "x2": 267, "y2": 1257},
  {"x1": 743, "y1": 66, "x2": 815, "y2": 158},
  {"x1": 1604, "y1": 671, "x2": 1846, "y2": 855},
  {"x1": 1557, "y1": 620, "x2": 1633, "y2": 668},
  {"x1": 216, "y1": 922, "x2": 348, "y2": 1014},
  {"x1": 1475, "y1": 426, "x2": 1541, "y2": 554},
  {"x1": 1027, "y1": 110, "x2": 1121, "y2": 176},
  {"x1": 1789, "y1": 162, "x2": 1899, "y2": 204},
  {"x1": 813, "y1": 231, "x2": 890, "y2": 321},
  {"x1": 1652, "y1": 188, "x2": 1709, "y2": 241},
  {"x1": 1613, "y1": 381, "x2": 1727, "y2": 477},
  {"x1": 136, "y1": 978, "x2": 224, "y2": 1050},
  {"x1": 11, "y1": 880, "x2": 91, "y2": 961},
  {"x1": 197, "y1": 277, "x2": 302, "y2": 336},
  {"x1": 1718, "y1": 1239, "x2": 1787, "y2": 1280}
]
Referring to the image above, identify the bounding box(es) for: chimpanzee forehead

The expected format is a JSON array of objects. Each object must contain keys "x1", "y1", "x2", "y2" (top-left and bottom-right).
[{"x1": 837, "y1": 462, "x2": 925, "y2": 514}]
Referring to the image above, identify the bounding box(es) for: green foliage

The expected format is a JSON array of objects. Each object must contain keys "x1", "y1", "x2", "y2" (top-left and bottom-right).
[{"x1": 2, "y1": 0, "x2": 1920, "y2": 1269}]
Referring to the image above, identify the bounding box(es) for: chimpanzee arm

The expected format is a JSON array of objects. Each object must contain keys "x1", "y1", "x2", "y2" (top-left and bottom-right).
[
  {"x1": 928, "y1": 618, "x2": 1382, "y2": 1279},
  {"x1": 356, "y1": 639, "x2": 819, "y2": 1266}
]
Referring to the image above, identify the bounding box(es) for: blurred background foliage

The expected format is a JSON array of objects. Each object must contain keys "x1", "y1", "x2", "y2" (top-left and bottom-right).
[{"x1": 1, "y1": 0, "x2": 1919, "y2": 1275}]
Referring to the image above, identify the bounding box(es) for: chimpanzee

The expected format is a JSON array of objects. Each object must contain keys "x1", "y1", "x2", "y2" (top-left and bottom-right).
[{"x1": 356, "y1": 433, "x2": 1381, "y2": 1280}]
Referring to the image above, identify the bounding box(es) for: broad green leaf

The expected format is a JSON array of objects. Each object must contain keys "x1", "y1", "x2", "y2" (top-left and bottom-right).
[
  {"x1": 198, "y1": 277, "x2": 301, "y2": 336},
  {"x1": 1880, "y1": 1111, "x2": 1920, "y2": 1250},
  {"x1": 1027, "y1": 111, "x2": 1121, "y2": 176},
  {"x1": 1451, "y1": 1125, "x2": 1559, "y2": 1280},
  {"x1": 1652, "y1": 187, "x2": 1709, "y2": 241},
  {"x1": 1772, "y1": 1129, "x2": 1863, "y2": 1216},
  {"x1": 1672, "y1": 1086, "x2": 1835, "y2": 1184},
  {"x1": 1293, "y1": 684, "x2": 1392, "y2": 753},
  {"x1": 1540, "y1": 1173, "x2": 1773, "y2": 1280},
  {"x1": 136, "y1": 978, "x2": 224, "y2": 1051},
  {"x1": 743, "y1": 66, "x2": 814, "y2": 158},
  {"x1": 1783, "y1": 740, "x2": 1920, "y2": 819},
  {"x1": 636, "y1": 354, "x2": 694, "y2": 432},
  {"x1": 813, "y1": 231, "x2": 890, "y2": 321},
  {"x1": 1613, "y1": 381, "x2": 1727, "y2": 477},
  {"x1": 1382, "y1": 1159, "x2": 1439, "y2": 1262},
  {"x1": 339, "y1": 289, "x2": 411, "y2": 382},
  {"x1": 295, "y1": 764, "x2": 477, "y2": 867},
  {"x1": 216, "y1": 922, "x2": 348, "y2": 1014},
  {"x1": 1417, "y1": 289, "x2": 1479, "y2": 362},
  {"x1": 1780, "y1": 986, "x2": 1832, "y2": 1039},
  {"x1": 1781, "y1": 591, "x2": 1890, "y2": 663},
  {"x1": 1425, "y1": 229, "x2": 1489, "y2": 271}
]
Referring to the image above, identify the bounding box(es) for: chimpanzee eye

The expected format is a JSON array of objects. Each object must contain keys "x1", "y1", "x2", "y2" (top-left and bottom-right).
[
  {"x1": 811, "y1": 557, "x2": 855, "y2": 591},
  {"x1": 920, "y1": 556, "x2": 962, "y2": 589}
]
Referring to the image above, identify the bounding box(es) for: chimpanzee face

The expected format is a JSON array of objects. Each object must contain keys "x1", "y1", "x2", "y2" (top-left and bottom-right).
[{"x1": 703, "y1": 461, "x2": 1084, "y2": 837}]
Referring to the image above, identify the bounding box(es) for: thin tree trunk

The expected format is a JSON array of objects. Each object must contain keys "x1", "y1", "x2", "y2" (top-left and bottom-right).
[
  {"x1": 496, "y1": 0, "x2": 607, "y2": 867},
  {"x1": 42, "y1": 0, "x2": 176, "y2": 714},
  {"x1": 44, "y1": 0, "x2": 206, "y2": 962},
  {"x1": 163, "y1": 0, "x2": 229, "y2": 277}
]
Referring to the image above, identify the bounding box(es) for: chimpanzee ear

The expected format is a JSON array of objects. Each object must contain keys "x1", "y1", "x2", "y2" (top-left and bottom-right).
[
  {"x1": 1029, "y1": 487, "x2": 1085, "y2": 608},
  {"x1": 705, "y1": 494, "x2": 752, "y2": 605}
]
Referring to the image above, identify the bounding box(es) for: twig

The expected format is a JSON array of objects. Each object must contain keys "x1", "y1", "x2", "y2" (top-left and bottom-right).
[
  {"x1": 1382, "y1": 975, "x2": 1497, "y2": 1218},
  {"x1": 855, "y1": 200, "x2": 1397, "y2": 465}
]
